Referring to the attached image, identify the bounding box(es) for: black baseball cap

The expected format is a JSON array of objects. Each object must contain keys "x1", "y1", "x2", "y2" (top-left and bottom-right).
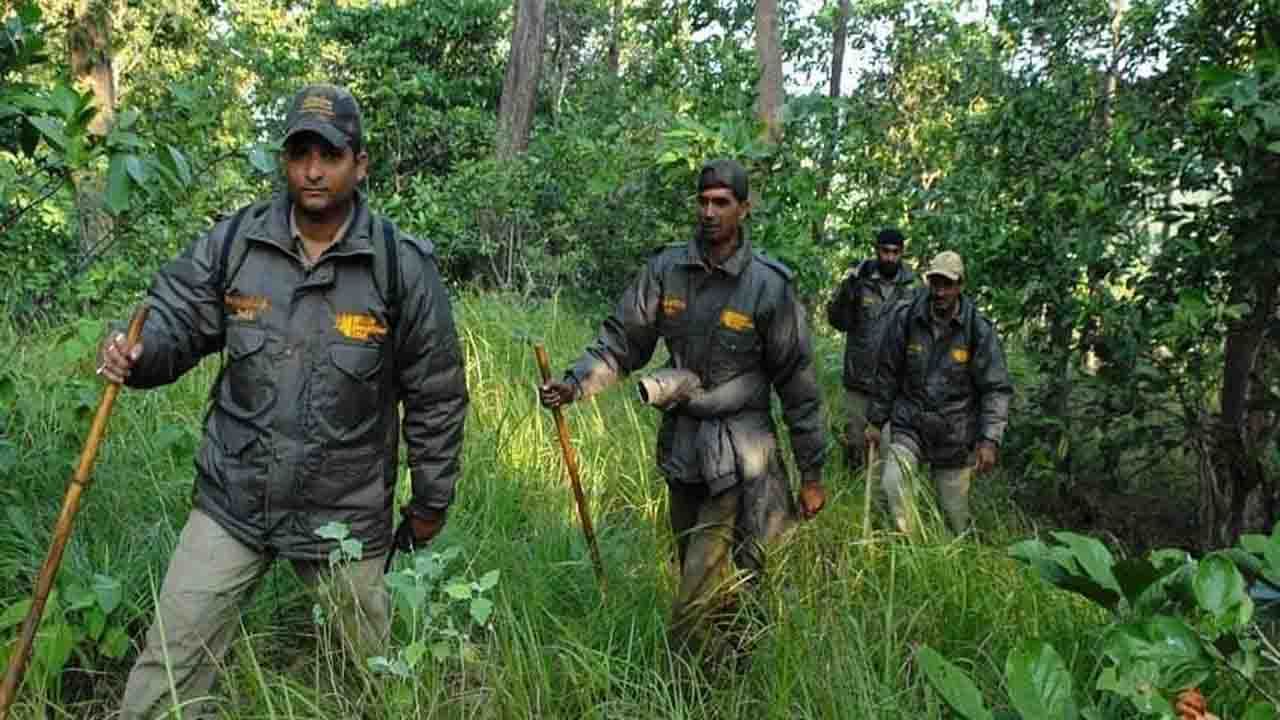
[
  {"x1": 281, "y1": 84, "x2": 363, "y2": 150},
  {"x1": 876, "y1": 228, "x2": 905, "y2": 248}
]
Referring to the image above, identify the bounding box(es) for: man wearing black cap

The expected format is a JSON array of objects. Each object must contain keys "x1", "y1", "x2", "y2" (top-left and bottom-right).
[
  {"x1": 538, "y1": 159, "x2": 829, "y2": 652},
  {"x1": 826, "y1": 228, "x2": 918, "y2": 469},
  {"x1": 98, "y1": 84, "x2": 469, "y2": 718}
]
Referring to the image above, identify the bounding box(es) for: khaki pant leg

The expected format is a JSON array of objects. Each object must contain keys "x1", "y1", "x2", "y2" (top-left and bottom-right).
[
  {"x1": 880, "y1": 442, "x2": 919, "y2": 534},
  {"x1": 934, "y1": 465, "x2": 974, "y2": 535},
  {"x1": 844, "y1": 390, "x2": 870, "y2": 464},
  {"x1": 667, "y1": 480, "x2": 706, "y2": 570},
  {"x1": 120, "y1": 509, "x2": 270, "y2": 720},
  {"x1": 293, "y1": 554, "x2": 391, "y2": 661},
  {"x1": 669, "y1": 485, "x2": 741, "y2": 652}
]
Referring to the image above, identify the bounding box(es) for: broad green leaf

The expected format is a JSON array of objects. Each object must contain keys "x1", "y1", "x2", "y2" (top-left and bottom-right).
[
  {"x1": 340, "y1": 537, "x2": 364, "y2": 561},
  {"x1": 1268, "y1": 140, "x2": 1280, "y2": 153},
  {"x1": 106, "y1": 153, "x2": 131, "y2": 214},
  {"x1": 0, "y1": 598, "x2": 32, "y2": 632},
  {"x1": 443, "y1": 582, "x2": 472, "y2": 600},
  {"x1": 470, "y1": 597, "x2": 493, "y2": 625},
  {"x1": 916, "y1": 646, "x2": 993, "y2": 720},
  {"x1": 1243, "y1": 702, "x2": 1278, "y2": 720},
  {"x1": 1112, "y1": 557, "x2": 1170, "y2": 608},
  {"x1": 28, "y1": 116, "x2": 67, "y2": 150},
  {"x1": 116, "y1": 108, "x2": 139, "y2": 130},
  {"x1": 49, "y1": 83, "x2": 81, "y2": 119},
  {"x1": 168, "y1": 146, "x2": 192, "y2": 185},
  {"x1": 92, "y1": 573, "x2": 122, "y2": 614},
  {"x1": 124, "y1": 155, "x2": 148, "y2": 186},
  {"x1": 403, "y1": 641, "x2": 426, "y2": 668},
  {"x1": 1194, "y1": 554, "x2": 1249, "y2": 623},
  {"x1": 34, "y1": 621, "x2": 75, "y2": 676},
  {"x1": 1006, "y1": 638, "x2": 1076, "y2": 720},
  {"x1": 100, "y1": 625, "x2": 130, "y2": 659},
  {"x1": 477, "y1": 569, "x2": 500, "y2": 591},
  {"x1": 314, "y1": 521, "x2": 350, "y2": 541},
  {"x1": 1052, "y1": 532, "x2": 1121, "y2": 593},
  {"x1": 248, "y1": 145, "x2": 276, "y2": 174}
]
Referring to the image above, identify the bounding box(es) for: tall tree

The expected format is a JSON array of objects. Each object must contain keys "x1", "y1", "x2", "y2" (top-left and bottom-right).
[
  {"x1": 813, "y1": 0, "x2": 852, "y2": 243},
  {"x1": 755, "y1": 0, "x2": 783, "y2": 144},
  {"x1": 496, "y1": 0, "x2": 547, "y2": 161},
  {"x1": 67, "y1": 0, "x2": 115, "y2": 256}
]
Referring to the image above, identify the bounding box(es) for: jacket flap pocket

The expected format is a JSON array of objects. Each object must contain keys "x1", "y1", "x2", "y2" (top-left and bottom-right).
[
  {"x1": 226, "y1": 327, "x2": 266, "y2": 361},
  {"x1": 330, "y1": 343, "x2": 383, "y2": 382},
  {"x1": 214, "y1": 412, "x2": 259, "y2": 456}
]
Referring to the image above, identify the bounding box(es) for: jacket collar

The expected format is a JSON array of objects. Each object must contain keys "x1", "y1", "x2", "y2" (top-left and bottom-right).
[
  {"x1": 679, "y1": 226, "x2": 752, "y2": 277},
  {"x1": 911, "y1": 292, "x2": 973, "y2": 330},
  {"x1": 247, "y1": 191, "x2": 375, "y2": 257}
]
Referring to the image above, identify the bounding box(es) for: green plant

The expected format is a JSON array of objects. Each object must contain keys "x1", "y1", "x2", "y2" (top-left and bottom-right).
[{"x1": 918, "y1": 529, "x2": 1280, "y2": 719}]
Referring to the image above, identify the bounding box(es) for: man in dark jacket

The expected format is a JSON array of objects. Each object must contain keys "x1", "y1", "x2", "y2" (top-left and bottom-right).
[
  {"x1": 538, "y1": 159, "x2": 829, "y2": 651},
  {"x1": 826, "y1": 228, "x2": 917, "y2": 467},
  {"x1": 865, "y1": 251, "x2": 1011, "y2": 535},
  {"x1": 98, "y1": 84, "x2": 469, "y2": 719}
]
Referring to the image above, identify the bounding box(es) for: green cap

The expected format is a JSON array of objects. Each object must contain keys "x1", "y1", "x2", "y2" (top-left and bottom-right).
[
  {"x1": 924, "y1": 251, "x2": 965, "y2": 282},
  {"x1": 282, "y1": 84, "x2": 363, "y2": 150},
  {"x1": 697, "y1": 159, "x2": 749, "y2": 202}
]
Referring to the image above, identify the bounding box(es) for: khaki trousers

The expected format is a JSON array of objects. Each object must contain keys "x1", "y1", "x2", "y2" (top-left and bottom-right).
[
  {"x1": 119, "y1": 509, "x2": 390, "y2": 720},
  {"x1": 844, "y1": 389, "x2": 890, "y2": 467},
  {"x1": 879, "y1": 442, "x2": 973, "y2": 535}
]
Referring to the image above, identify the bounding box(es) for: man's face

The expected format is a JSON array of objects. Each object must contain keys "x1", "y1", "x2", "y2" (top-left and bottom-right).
[
  {"x1": 697, "y1": 187, "x2": 749, "y2": 246},
  {"x1": 283, "y1": 133, "x2": 368, "y2": 218},
  {"x1": 928, "y1": 274, "x2": 963, "y2": 318},
  {"x1": 876, "y1": 244, "x2": 902, "y2": 276}
]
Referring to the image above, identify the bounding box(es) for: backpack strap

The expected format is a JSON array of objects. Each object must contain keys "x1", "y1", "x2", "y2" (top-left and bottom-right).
[{"x1": 213, "y1": 205, "x2": 252, "y2": 297}]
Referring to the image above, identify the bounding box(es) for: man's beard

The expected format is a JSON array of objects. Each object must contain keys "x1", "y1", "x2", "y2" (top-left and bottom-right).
[
  {"x1": 877, "y1": 260, "x2": 898, "y2": 277},
  {"x1": 931, "y1": 295, "x2": 957, "y2": 319}
]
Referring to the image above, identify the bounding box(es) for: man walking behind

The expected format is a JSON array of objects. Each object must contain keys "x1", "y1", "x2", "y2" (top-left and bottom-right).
[
  {"x1": 538, "y1": 159, "x2": 829, "y2": 652},
  {"x1": 97, "y1": 84, "x2": 469, "y2": 718},
  {"x1": 826, "y1": 228, "x2": 917, "y2": 468},
  {"x1": 865, "y1": 251, "x2": 1011, "y2": 536}
]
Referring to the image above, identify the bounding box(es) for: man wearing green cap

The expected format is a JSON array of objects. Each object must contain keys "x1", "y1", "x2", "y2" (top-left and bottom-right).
[
  {"x1": 865, "y1": 250, "x2": 1012, "y2": 535},
  {"x1": 826, "y1": 228, "x2": 918, "y2": 468},
  {"x1": 538, "y1": 159, "x2": 829, "y2": 652},
  {"x1": 98, "y1": 84, "x2": 469, "y2": 718}
]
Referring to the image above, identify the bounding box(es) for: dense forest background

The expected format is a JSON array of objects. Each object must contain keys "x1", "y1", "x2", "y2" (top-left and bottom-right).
[{"x1": 3, "y1": 1, "x2": 1280, "y2": 717}]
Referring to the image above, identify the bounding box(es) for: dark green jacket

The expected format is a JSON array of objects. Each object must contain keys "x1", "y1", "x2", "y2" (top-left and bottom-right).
[
  {"x1": 128, "y1": 193, "x2": 468, "y2": 560},
  {"x1": 826, "y1": 260, "x2": 918, "y2": 393},
  {"x1": 566, "y1": 230, "x2": 828, "y2": 494},
  {"x1": 867, "y1": 294, "x2": 1011, "y2": 467}
]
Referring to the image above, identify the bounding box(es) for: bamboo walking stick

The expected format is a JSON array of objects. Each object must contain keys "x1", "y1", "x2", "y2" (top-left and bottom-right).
[
  {"x1": 0, "y1": 305, "x2": 149, "y2": 720},
  {"x1": 862, "y1": 441, "x2": 877, "y2": 541},
  {"x1": 533, "y1": 343, "x2": 606, "y2": 590}
]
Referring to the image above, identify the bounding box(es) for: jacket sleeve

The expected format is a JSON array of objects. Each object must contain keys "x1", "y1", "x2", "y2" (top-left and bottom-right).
[
  {"x1": 397, "y1": 244, "x2": 469, "y2": 513},
  {"x1": 972, "y1": 319, "x2": 1013, "y2": 446},
  {"x1": 866, "y1": 305, "x2": 907, "y2": 427},
  {"x1": 126, "y1": 223, "x2": 229, "y2": 389},
  {"x1": 566, "y1": 257, "x2": 663, "y2": 398},
  {"x1": 826, "y1": 273, "x2": 859, "y2": 332},
  {"x1": 762, "y1": 285, "x2": 828, "y2": 472}
]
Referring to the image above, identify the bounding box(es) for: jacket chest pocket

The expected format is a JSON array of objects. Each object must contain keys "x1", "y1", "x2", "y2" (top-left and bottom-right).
[
  {"x1": 222, "y1": 327, "x2": 275, "y2": 417},
  {"x1": 314, "y1": 342, "x2": 385, "y2": 443},
  {"x1": 708, "y1": 326, "x2": 761, "y2": 384}
]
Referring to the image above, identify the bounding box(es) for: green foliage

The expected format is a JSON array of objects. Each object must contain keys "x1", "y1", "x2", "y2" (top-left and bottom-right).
[{"x1": 922, "y1": 530, "x2": 1280, "y2": 719}]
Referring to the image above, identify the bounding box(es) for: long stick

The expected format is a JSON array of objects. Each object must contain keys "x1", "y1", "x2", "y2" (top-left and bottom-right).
[
  {"x1": 862, "y1": 441, "x2": 877, "y2": 541},
  {"x1": 533, "y1": 343, "x2": 606, "y2": 590},
  {"x1": 0, "y1": 305, "x2": 149, "y2": 719}
]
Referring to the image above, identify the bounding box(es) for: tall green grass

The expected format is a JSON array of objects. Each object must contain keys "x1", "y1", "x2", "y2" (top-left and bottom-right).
[{"x1": 0, "y1": 293, "x2": 1106, "y2": 719}]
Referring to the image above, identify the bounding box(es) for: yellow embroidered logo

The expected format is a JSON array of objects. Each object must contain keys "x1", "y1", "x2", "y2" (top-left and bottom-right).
[
  {"x1": 720, "y1": 309, "x2": 753, "y2": 332},
  {"x1": 335, "y1": 313, "x2": 388, "y2": 341},
  {"x1": 908, "y1": 342, "x2": 924, "y2": 354},
  {"x1": 300, "y1": 95, "x2": 335, "y2": 120},
  {"x1": 224, "y1": 294, "x2": 269, "y2": 321},
  {"x1": 661, "y1": 296, "x2": 687, "y2": 316},
  {"x1": 951, "y1": 347, "x2": 971, "y2": 364},
  {"x1": 862, "y1": 296, "x2": 877, "y2": 305}
]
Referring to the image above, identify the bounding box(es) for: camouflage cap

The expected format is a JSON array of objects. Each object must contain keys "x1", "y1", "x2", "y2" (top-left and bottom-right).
[
  {"x1": 924, "y1": 251, "x2": 965, "y2": 282},
  {"x1": 697, "y1": 158, "x2": 749, "y2": 202},
  {"x1": 281, "y1": 84, "x2": 363, "y2": 150}
]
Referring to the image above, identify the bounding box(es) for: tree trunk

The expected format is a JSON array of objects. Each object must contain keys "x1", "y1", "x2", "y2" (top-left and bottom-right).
[
  {"x1": 67, "y1": 0, "x2": 115, "y2": 257},
  {"x1": 607, "y1": 0, "x2": 624, "y2": 78},
  {"x1": 754, "y1": 0, "x2": 784, "y2": 144},
  {"x1": 811, "y1": 0, "x2": 851, "y2": 245},
  {"x1": 496, "y1": 0, "x2": 547, "y2": 162}
]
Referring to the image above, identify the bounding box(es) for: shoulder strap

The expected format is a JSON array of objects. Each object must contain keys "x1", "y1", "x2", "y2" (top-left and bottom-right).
[
  {"x1": 383, "y1": 217, "x2": 399, "y2": 312},
  {"x1": 214, "y1": 205, "x2": 252, "y2": 295}
]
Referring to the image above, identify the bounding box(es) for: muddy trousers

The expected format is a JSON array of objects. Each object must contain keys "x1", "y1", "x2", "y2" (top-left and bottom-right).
[
  {"x1": 666, "y1": 478, "x2": 794, "y2": 653},
  {"x1": 879, "y1": 442, "x2": 973, "y2": 535},
  {"x1": 119, "y1": 508, "x2": 390, "y2": 720}
]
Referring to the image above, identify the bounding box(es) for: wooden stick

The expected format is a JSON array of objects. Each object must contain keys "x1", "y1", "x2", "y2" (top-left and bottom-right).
[
  {"x1": 0, "y1": 305, "x2": 149, "y2": 719},
  {"x1": 533, "y1": 343, "x2": 606, "y2": 590},
  {"x1": 862, "y1": 441, "x2": 878, "y2": 541}
]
